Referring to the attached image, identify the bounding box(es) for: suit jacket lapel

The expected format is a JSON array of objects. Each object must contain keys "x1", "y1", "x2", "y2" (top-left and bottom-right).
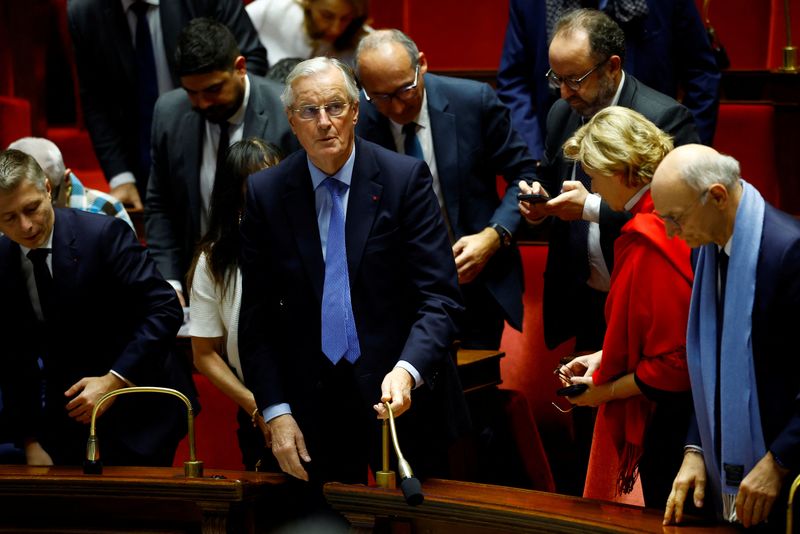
[
  {"x1": 176, "y1": 111, "x2": 205, "y2": 236},
  {"x1": 616, "y1": 75, "x2": 637, "y2": 108},
  {"x1": 243, "y1": 76, "x2": 270, "y2": 139},
  {"x1": 346, "y1": 139, "x2": 383, "y2": 281},
  {"x1": 283, "y1": 157, "x2": 325, "y2": 301},
  {"x1": 425, "y1": 76, "x2": 460, "y2": 232},
  {"x1": 51, "y1": 210, "x2": 80, "y2": 300}
]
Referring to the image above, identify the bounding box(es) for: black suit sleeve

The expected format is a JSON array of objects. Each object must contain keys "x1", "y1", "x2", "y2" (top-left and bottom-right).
[
  {"x1": 479, "y1": 83, "x2": 538, "y2": 235},
  {"x1": 67, "y1": 3, "x2": 136, "y2": 182},
  {"x1": 213, "y1": 0, "x2": 268, "y2": 74},
  {"x1": 101, "y1": 217, "x2": 184, "y2": 384}
]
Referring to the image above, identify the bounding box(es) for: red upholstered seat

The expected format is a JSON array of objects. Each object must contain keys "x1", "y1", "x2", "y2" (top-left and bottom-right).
[
  {"x1": 0, "y1": 96, "x2": 31, "y2": 149},
  {"x1": 713, "y1": 104, "x2": 779, "y2": 206},
  {"x1": 173, "y1": 373, "x2": 243, "y2": 471}
]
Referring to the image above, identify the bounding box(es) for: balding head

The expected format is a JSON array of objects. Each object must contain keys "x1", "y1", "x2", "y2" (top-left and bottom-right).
[
  {"x1": 652, "y1": 145, "x2": 743, "y2": 247},
  {"x1": 7, "y1": 137, "x2": 66, "y2": 188}
]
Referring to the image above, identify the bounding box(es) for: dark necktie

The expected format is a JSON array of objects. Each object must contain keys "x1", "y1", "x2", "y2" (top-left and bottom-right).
[
  {"x1": 402, "y1": 122, "x2": 424, "y2": 160},
  {"x1": 131, "y1": 1, "x2": 159, "y2": 178},
  {"x1": 714, "y1": 248, "x2": 729, "y2": 459},
  {"x1": 215, "y1": 121, "x2": 231, "y2": 180},
  {"x1": 27, "y1": 248, "x2": 53, "y2": 323},
  {"x1": 321, "y1": 177, "x2": 361, "y2": 365}
]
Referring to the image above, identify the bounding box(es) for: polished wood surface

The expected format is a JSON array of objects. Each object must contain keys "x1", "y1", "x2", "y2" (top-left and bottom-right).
[
  {"x1": 455, "y1": 349, "x2": 504, "y2": 393},
  {"x1": 324, "y1": 478, "x2": 738, "y2": 533},
  {"x1": 0, "y1": 465, "x2": 287, "y2": 533}
]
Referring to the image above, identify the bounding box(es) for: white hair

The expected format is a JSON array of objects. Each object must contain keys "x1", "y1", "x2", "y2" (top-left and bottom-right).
[
  {"x1": 281, "y1": 57, "x2": 359, "y2": 108},
  {"x1": 7, "y1": 137, "x2": 66, "y2": 187}
]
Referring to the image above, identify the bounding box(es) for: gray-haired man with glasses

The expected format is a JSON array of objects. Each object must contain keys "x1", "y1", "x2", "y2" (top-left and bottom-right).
[
  {"x1": 239, "y1": 57, "x2": 469, "y2": 499},
  {"x1": 355, "y1": 29, "x2": 538, "y2": 351}
]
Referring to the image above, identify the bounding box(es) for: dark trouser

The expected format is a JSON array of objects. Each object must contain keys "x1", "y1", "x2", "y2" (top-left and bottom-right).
[
  {"x1": 639, "y1": 398, "x2": 692, "y2": 509},
  {"x1": 459, "y1": 282, "x2": 506, "y2": 350}
]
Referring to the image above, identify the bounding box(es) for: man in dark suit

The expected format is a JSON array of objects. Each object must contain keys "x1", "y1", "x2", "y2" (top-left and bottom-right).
[
  {"x1": 145, "y1": 18, "x2": 296, "y2": 303},
  {"x1": 653, "y1": 145, "x2": 800, "y2": 530},
  {"x1": 497, "y1": 0, "x2": 720, "y2": 160},
  {"x1": 354, "y1": 29, "x2": 537, "y2": 350},
  {"x1": 239, "y1": 57, "x2": 469, "y2": 490},
  {"x1": 67, "y1": 0, "x2": 267, "y2": 209},
  {"x1": 519, "y1": 9, "x2": 699, "y2": 352},
  {"x1": 0, "y1": 148, "x2": 194, "y2": 467}
]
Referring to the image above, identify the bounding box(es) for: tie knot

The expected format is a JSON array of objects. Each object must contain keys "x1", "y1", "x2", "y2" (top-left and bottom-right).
[
  {"x1": 323, "y1": 177, "x2": 348, "y2": 197},
  {"x1": 402, "y1": 122, "x2": 417, "y2": 137},
  {"x1": 27, "y1": 248, "x2": 51, "y2": 263},
  {"x1": 130, "y1": 0, "x2": 149, "y2": 16}
]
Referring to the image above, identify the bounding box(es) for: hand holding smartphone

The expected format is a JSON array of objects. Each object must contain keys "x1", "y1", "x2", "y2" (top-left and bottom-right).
[
  {"x1": 556, "y1": 383, "x2": 588, "y2": 397},
  {"x1": 517, "y1": 192, "x2": 548, "y2": 204}
]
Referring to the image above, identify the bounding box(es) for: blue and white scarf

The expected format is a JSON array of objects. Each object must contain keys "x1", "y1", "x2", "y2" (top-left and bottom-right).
[{"x1": 686, "y1": 180, "x2": 766, "y2": 522}]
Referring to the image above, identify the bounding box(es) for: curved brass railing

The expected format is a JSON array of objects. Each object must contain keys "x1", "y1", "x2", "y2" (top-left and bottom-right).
[{"x1": 84, "y1": 386, "x2": 203, "y2": 477}]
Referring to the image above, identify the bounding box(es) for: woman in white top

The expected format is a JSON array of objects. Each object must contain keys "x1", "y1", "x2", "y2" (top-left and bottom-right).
[
  {"x1": 187, "y1": 138, "x2": 282, "y2": 470},
  {"x1": 246, "y1": 0, "x2": 370, "y2": 67}
]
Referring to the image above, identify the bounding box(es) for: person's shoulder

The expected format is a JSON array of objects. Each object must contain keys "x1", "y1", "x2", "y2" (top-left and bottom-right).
[
  {"x1": 626, "y1": 75, "x2": 683, "y2": 113},
  {"x1": 155, "y1": 87, "x2": 192, "y2": 114},
  {"x1": 763, "y1": 202, "x2": 800, "y2": 246},
  {"x1": 66, "y1": 0, "x2": 98, "y2": 18}
]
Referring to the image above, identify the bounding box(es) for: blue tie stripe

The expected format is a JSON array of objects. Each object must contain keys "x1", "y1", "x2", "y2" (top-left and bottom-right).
[{"x1": 321, "y1": 177, "x2": 361, "y2": 364}]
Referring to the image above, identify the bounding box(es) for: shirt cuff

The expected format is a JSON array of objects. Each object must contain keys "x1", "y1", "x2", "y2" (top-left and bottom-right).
[
  {"x1": 109, "y1": 369, "x2": 134, "y2": 387},
  {"x1": 684, "y1": 444, "x2": 704, "y2": 456},
  {"x1": 583, "y1": 193, "x2": 601, "y2": 223},
  {"x1": 108, "y1": 172, "x2": 137, "y2": 190},
  {"x1": 395, "y1": 361, "x2": 424, "y2": 389},
  {"x1": 167, "y1": 280, "x2": 183, "y2": 294},
  {"x1": 263, "y1": 403, "x2": 292, "y2": 423}
]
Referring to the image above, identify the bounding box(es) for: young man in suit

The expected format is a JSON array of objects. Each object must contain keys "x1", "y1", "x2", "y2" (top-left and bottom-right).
[
  {"x1": 145, "y1": 18, "x2": 297, "y2": 303},
  {"x1": 239, "y1": 57, "x2": 469, "y2": 492},
  {"x1": 355, "y1": 29, "x2": 538, "y2": 350},
  {"x1": 68, "y1": 0, "x2": 267, "y2": 209},
  {"x1": 0, "y1": 148, "x2": 195, "y2": 467},
  {"x1": 654, "y1": 145, "x2": 800, "y2": 530}
]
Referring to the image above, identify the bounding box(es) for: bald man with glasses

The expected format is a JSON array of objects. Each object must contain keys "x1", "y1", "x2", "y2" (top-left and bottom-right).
[{"x1": 355, "y1": 29, "x2": 538, "y2": 351}]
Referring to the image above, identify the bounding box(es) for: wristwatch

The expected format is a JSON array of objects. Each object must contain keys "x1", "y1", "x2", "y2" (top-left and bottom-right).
[{"x1": 489, "y1": 223, "x2": 512, "y2": 248}]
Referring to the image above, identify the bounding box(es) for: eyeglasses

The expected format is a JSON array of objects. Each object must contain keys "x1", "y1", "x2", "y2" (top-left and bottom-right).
[
  {"x1": 291, "y1": 101, "x2": 351, "y2": 121},
  {"x1": 546, "y1": 57, "x2": 609, "y2": 91},
  {"x1": 364, "y1": 65, "x2": 420, "y2": 104},
  {"x1": 656, "y1": 189, "x2": 709, "y2": 233}
]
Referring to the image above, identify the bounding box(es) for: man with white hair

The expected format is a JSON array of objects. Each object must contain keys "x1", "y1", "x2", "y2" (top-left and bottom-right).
[
  {"x1": 652, "y1": 144, "x2": 800, "y2": 529},
  {"x1": 239, "y1": 57, "x2": 469, "y2": 492},
  {"x1": 8, "y1": 137, "x2": 133, "y2": 231}
]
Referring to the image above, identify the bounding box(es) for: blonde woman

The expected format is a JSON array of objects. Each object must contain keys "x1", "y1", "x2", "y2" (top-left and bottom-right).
[{"x1": 556, "y1": 106, "x2": 693, "y2": 508}]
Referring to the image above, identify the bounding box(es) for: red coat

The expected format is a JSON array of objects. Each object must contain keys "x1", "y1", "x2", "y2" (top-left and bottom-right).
[{"x1": 584, "y1": 190, "x2": 693, "y2": 501}]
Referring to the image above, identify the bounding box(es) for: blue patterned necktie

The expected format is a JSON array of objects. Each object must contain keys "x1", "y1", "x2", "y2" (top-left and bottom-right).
[
  {"x1": 131, "y1": 1, "x2": 158, "y2": 176},
  {"x1": 402, "y1": 122, "x2": 424, "y2": 160},
  {"x1": 321, "y1": 177, "x2": 361, "y2": 364}
]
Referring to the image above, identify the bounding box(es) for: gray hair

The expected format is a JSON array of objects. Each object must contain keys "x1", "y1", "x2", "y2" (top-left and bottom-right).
[
  {"x1": 281, "y1": 57, "x2": 360, "y2": 108},
  {"x1": 7, "y1": 137, "x2": 66, "y2": 187},
  {"x1": 0, "y1": 149, "x2": 48, "y2": 193},
  {"x1": 681, "y1": 152, "x2": 741, "y2": 194},
  {"x1": 354, "y1": 29, "x2": 419, "y2": 76}
]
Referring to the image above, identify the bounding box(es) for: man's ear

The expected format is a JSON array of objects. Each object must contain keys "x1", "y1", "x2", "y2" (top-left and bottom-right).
[
  {"x1": 418, "y1": 52, "x2": 429, "y2": 75},
  {"x1": 708, "y1": 183, "x2": 729, "y2": 209},
  {"x1": 607, "y1": 54, "x2": 622, "y2": 74},
  {"x1": 234, "y1": 55, "x2": 247, "y2": 76}
]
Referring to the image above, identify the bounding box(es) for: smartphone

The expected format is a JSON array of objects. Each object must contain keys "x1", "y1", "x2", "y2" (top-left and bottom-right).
[
  {"x1": 517, "y1": 192, "x2": 548, "y2": 204},
  {"x1": 556, "y1": 383, "x2": 589, "y2": 397}
]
